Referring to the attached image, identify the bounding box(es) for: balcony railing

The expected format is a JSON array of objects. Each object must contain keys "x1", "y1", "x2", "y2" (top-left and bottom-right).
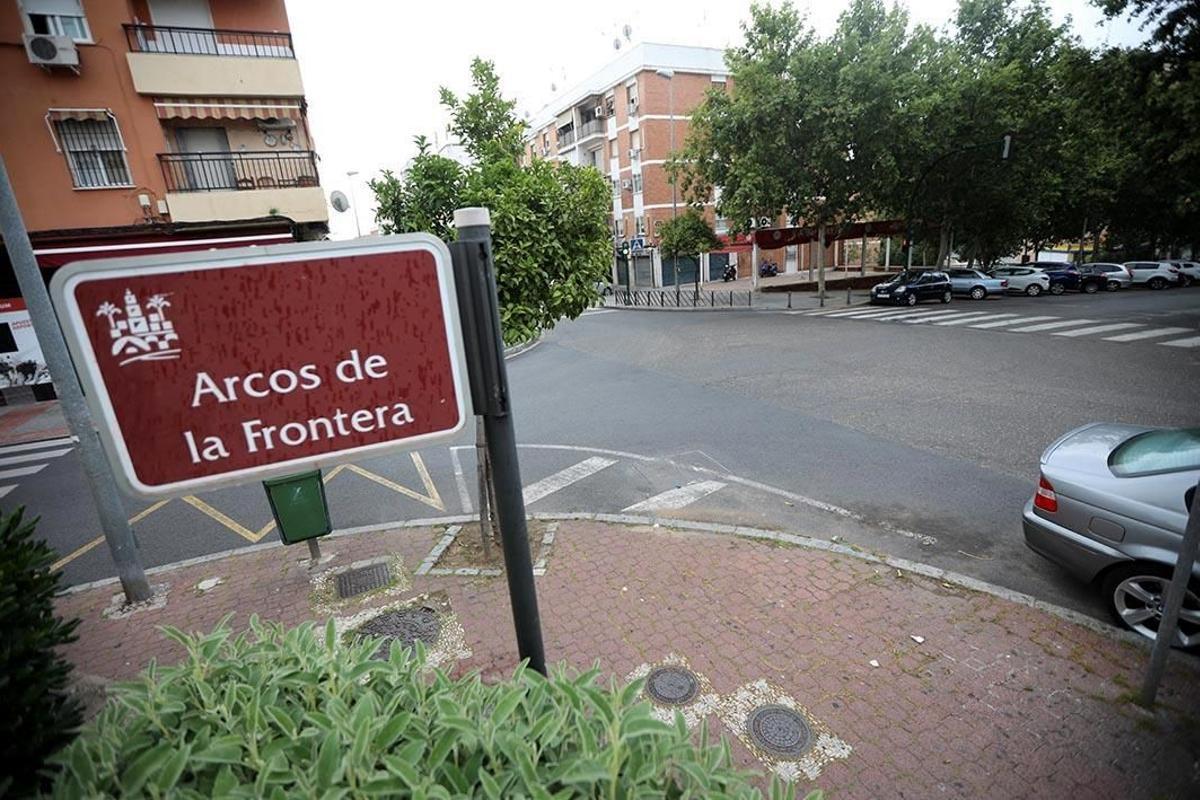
[
  {"x1": 577, "y1": 119, "x2": 606, "y2": 139},
  {"x1": 160, "y1": 151, "x2": 319, "y2": 193},
  {"x1": 124, "y1": 23, "x2": 294, "y2": 58},
  {"x1": 557, "y1": 128, "x2": 576, "y2": 148}
]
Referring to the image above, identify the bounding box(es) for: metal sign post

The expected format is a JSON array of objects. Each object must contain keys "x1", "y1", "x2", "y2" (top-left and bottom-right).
[
  {"x1": 1139, "y1": 480, "x2": 1200, "y2": 706},
  {"x1": 450, "y1": 207, "x2": 546, "y2": 675},
  {"x1": 0, "y1": 157, "x2": 152, "y2": 603}
]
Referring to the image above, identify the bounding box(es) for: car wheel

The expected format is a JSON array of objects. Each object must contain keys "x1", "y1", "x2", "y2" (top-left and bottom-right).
[
  {"x1": 1050, "y1": 282, "x2": 1066, "y2": 295},
  {"x1": 1149, "y1": 277, "x2": 1167, "y2": 290},
  {"x1": 1101, "y1": 563, "x2": 1200, "y2": 650},
  {"x1": 1025, "y1": 283, "x2": 1043, "y2": 297},
  {"x1": 970, "y1": 286, "x2": 986, "y2": 301},
  {"x1": 1105, "y1": 280, "x2": 1120, "y2": 291},
  {"x1": 905, "y1": 293, "x2": 918, "y2": 307},
  {"x1": 941, "y1": 290, "x2": 952, "y2": 304},
  {"x1": 1082, "y1": 281, "x2": 1099, "y2": 294}
]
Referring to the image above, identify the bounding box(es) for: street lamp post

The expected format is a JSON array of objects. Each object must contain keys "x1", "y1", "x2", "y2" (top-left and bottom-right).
[
  {"x1": 346, "y1": 170, "x2": 363, "y2": 239},
  {"x1": 655, "y1": 69, "x2": 681, "y2": 292}
]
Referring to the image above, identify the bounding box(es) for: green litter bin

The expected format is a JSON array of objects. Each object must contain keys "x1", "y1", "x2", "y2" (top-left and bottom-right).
[{"x1": 262, "y1": 470, "x2": 332, "y2": 545}]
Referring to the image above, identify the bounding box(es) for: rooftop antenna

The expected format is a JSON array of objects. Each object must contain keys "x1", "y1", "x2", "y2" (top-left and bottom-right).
[{"x1": 623, "y1": 23, "x2": 632, "y2": 41}]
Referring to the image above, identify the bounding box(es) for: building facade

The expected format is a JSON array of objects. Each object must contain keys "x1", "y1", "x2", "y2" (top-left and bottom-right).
[
  {"x1": 0, "y1": 0, "x2": 328, "y2": 402},
  {"x1": 525, "y1": 43, "x2": 737, "y2": 288}
]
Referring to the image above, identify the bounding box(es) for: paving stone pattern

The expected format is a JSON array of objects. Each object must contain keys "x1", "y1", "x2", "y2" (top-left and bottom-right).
[{"x1": 56, "y1": 521, "x2": 1200, "y2": 798}]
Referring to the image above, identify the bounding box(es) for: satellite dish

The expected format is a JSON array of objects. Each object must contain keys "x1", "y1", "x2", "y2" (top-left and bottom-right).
[
  {"x1": 330, "y1": 190, "x2": 350, "y2": 213},
  {"x1": 613, "y1": 37, "x2": 621, "y2": 50}
]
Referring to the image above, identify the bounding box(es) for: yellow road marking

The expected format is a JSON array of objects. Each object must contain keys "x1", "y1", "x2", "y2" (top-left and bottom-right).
[
  {"x1": 345, "y1": 452, "x2": 444, "y2": 510},
  {"x1": 51, "y1": 499, "x2": 172, "y2": 570},
  {"x1": 182, "y1": 495, "x2": 262, "y2": 543}
]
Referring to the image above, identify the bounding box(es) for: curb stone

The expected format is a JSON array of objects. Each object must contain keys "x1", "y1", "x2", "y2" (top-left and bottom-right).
[{"x1": 59, "y1": 512, "x2": 1150, "y2": 650}]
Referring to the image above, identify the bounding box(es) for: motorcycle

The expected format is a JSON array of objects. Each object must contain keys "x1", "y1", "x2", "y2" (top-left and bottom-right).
[
  {"x1": 759, "y1": 260, "x2": 779, "y2": 278},
  {"x1": 722, "y1": 264, "x2": 737, "y2": 282}
]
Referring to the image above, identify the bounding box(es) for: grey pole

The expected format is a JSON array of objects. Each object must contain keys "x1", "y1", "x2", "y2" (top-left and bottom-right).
[
  {"x1": 0, "y1": 157, "x2": 151, "y2": 602},
  {"x1": 1139, "y1": 480, "x2": 1200, "y2": 706},
  {"x1": 454, "y1": 207, "x2": 546, "y2": 674}
]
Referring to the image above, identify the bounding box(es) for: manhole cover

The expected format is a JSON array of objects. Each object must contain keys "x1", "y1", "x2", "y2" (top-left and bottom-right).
[
  {"x1": 335, "y1": 563, "x2": 391, "y2": 599},
  {"x1": 645, "y1": 666, "x2": 699, "y2": 706},
  {"x1": 356, "y1": 606, "x2": 441, "y2": 657},
  {"x1": 746, "y1": 704, "x2": 813, "y2": 758}
]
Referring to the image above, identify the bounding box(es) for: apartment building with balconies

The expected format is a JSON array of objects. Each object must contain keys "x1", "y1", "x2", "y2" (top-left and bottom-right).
[
  {"x1": 525, "y1": 43, "x2": 734, "y2": 288},
  {"x1": 0, "y1": 0, "x2": 327, "y2": 402}
]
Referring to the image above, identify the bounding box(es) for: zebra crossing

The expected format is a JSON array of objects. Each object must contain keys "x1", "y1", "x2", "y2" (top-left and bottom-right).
[
  {"x1": 0, "y1": 436, "x2": 75, "y2": 500},
  {"x1": 799, "y1": 305, "x2": 1200, "y2": 347}
]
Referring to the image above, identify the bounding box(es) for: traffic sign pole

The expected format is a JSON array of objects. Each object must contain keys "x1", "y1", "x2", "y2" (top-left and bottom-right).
[
  {"x1": 0, "y1": 156, "x2": 152, "y2": 603},
  {"x1": 453, "y1": 207, "x2": 547, "y2": 675}
]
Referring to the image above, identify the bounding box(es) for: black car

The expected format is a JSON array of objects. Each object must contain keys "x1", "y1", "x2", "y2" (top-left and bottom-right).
[
  {"x1": 869, "y1": 271, "x2": 953, "y2": 306},
  {"x1": 1028, "y1": 262, "x2": 1106, "y2": 294}
]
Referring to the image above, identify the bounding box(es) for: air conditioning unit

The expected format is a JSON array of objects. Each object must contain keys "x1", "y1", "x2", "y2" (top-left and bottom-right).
[
  {"x1": 593, "y1": 105, "x2": 605, "y2": 118},
  {"x1": 629, "y1": 148, "x2": 641, "y2": 159},
  {"x1": 621, "y1": 179, "x2": 632, "y2": 190},
  {"x1": 628, "y1": 100, "x2": 639, "y2": 114},
  {"x1": 24, "y1": 34, "x2": 78, "y2": 68}
]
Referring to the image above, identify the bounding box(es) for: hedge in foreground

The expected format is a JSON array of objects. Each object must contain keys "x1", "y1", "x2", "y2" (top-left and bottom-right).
[
  {"x1": 51, "y1": 617, "x2": 810, "y2": 799},
  {"x1": 0, "y1": 508, "x2": 82, "y2": 798}
]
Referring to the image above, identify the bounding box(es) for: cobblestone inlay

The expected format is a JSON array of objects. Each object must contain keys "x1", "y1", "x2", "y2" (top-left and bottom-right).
[
  {"x1": 627, "y1": 654, "x2": 720, "y2": 729},
  {"x1": 747, "y1": 704, "x2": 813, "y2": 758},
  {"x1": 335, "y1": 562, "x2": 391, "y2": 599},
  {"x1": 717, "y1": 680, "x2": 851, "y2": 782},
  {"x1": 336, "y1": 591, "x2": 471, "y2": 670},
  {"x1": 310, "y1": 555, "x2": 409, "y2": 615},
  {"x1": 646, "y1": 666, "x2": 700, "y2": 706}
]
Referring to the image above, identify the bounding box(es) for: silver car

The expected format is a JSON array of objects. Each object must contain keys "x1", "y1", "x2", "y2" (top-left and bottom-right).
[
  {"x1": 1080, "y1": 262, "x2": 1131, "y2": 291},
  {"x1": 947, "y1": 268, "x2": 1008, "y2": 300},
  {"x1": 1023, "y1": 424, "x2": 1200, "y2": 647}
]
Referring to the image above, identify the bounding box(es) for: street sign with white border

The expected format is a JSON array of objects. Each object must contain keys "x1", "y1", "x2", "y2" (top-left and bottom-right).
[{"x1": 50, "y1": 234, "x2": 468, "y2": 499}]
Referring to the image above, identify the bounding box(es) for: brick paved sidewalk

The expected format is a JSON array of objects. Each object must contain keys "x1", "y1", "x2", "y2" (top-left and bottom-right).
[
  {"x1": 58, "y1": 518, "x2": 1200, "y2": 798},
  {"x1": 0, "y1": 399, "x2": 69, "y2": 446}
]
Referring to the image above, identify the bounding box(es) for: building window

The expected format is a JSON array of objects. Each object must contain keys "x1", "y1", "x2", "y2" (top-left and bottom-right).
[
  {"x1": 610, "y1": 139, "x2": 618, "y2": 158},
  {"x1": 52, "y1": 114, "x2": 132, "y2": 188},
  {"x1": 632, "y1": 173, "x2": 643, "y2": 194},
  {"x1": 616, "y1": 217, "x2": 625, "y2": 237},
  {"x1": 626, "y1": 81, "x2": 639, "y2": 115},
  {"x1": 635, "y1": 216, "x2": 647, "y2": 237},
  {"x1": 21, "y1": 0, "x2": 91, "y2": 42},
  {"x1": 604, "y1": 95, "x2": 615, "y2": 116}
]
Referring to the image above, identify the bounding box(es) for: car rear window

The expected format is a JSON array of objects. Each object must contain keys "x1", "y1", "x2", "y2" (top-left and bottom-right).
[{"x1": 1110, "y1": 428, "x2": 1200, "y2": 477}]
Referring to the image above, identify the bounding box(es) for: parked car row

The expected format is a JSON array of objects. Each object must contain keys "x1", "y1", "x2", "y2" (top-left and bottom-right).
[{"x1": 870, "y1": 260, "x2": 1197, "y2": 305}]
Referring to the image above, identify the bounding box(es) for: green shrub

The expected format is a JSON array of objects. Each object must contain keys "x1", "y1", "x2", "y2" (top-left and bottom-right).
[
  {"x1": 0, "y1": 507, "x2": 82, "y2": 797},
  {"x1": 51, "y1": 617, "x2": 810, "y2": 799}
]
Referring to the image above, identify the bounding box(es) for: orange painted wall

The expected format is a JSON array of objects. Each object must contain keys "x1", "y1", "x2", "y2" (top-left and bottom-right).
[{"x1": 0, "y1": 0, "x2": 294, "y2": 235}]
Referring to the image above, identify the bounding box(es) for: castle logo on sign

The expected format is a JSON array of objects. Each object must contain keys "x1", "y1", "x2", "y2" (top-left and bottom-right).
[{"x1": 95, "y1": 289, "x2": 180, "y2": 366}]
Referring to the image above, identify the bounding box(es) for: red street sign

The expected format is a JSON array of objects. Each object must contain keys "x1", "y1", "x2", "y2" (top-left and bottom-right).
[{"x1": 51, "y1": 235, "x2": 468, "y2": 498}]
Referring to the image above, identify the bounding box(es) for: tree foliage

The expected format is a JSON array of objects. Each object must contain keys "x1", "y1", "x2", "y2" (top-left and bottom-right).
[
  {"x1": 373, "y1": 59, "x2": 611, "y2": 345},
  {"x1": 679, "y1": 0, "x2": 1199, "y2": 265},
  {"x1": 1, "y1": 508, "x2": 82, "y2": 797},
  {"x1": 657, "y1": 209, "x2": 721, "y2": 259}
]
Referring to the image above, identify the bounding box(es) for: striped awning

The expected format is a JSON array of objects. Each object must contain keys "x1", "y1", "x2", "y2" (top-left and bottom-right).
[
  {"x1": 46, "y1": 108, "x2": 112, "y2": 122},
  {"x1": 152, "y1": 97, "x2": 303, "y2": 121}
]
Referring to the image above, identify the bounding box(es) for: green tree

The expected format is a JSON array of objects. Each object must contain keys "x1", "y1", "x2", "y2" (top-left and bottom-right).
[
  {"x1": 369, "y1": 135, "x2": 464, "y2": 241},
  {"x1": 657, "y1": 209, "x2": 721, "y2": 262},
  {"x1": 374, "y1": 59, "x2": 612, "y2": 344}
]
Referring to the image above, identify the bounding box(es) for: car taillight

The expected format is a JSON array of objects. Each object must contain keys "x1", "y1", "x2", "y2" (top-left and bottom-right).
[
  {"x1": 1034, "y1": 475, "x2": 1058, "y2": 513},
  {"x1": 1001, "y1": 280, "x2": 1008, "y2": 287},
  {"x1": 1168, "y1": 267, "x2": 1180, "y2": 273}
]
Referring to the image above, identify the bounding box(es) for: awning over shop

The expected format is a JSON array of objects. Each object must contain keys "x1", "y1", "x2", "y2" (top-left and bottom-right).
[
  {"x1": 32, "y1": 231, "x2": 295, "y2": 270},
  {"x1": 152, "y1": 97, "x2": 303, "y2": 121},
  {"x1": 753, "y1": 219, "x2": 907, "y2": 250}
]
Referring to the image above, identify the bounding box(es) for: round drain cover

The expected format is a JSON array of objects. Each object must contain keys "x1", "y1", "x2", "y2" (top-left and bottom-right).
[
  {"x1": 645, "y1": 666, "x2": 699, "y2": 706},
  {"x1": 747, "y1": 704, "x2": 813, "y2": 758},
  {"x1": 356, "y1": 606, "x2": 441, "y2": 657}
]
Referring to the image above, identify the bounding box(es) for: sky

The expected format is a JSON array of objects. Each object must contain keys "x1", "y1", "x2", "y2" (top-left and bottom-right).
[{"x1": 285, "y1": 0, "x2": 1147, "y2": 240}]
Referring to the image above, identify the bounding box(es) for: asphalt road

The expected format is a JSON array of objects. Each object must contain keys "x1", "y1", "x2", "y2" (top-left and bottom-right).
[{"x1": 11, "y1": 285, "x2": 1199, "y2": 625}]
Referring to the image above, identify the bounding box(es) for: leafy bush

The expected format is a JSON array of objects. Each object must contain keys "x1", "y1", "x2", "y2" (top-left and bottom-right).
[
  {"x1": 0, "y1": 508, "x2": 82, "y2": 797},
  {"x1": 51, "y1": 617, "x2": 806, "y2": 799}
]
